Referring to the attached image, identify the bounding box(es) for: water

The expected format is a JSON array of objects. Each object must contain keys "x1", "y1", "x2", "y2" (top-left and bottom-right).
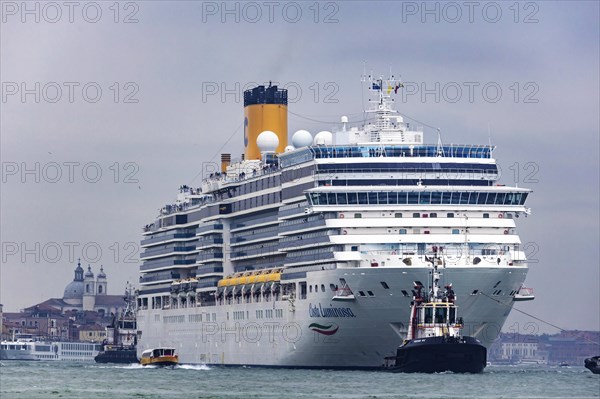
[{"x1": 0, "y1": 361, "x2": 598, "y2": 399}]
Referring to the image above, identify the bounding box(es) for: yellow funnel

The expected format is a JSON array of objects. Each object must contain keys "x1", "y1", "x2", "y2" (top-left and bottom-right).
[{"x1": 243, "y1": 85, "x2": 288, "y2": 160}]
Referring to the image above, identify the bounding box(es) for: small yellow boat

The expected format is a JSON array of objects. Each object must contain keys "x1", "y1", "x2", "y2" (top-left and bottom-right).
[{"x1": 140, "y1": 348, "x2": 178, "y2": 367}]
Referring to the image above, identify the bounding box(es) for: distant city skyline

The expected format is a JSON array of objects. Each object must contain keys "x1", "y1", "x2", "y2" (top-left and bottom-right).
[{"x1": 1, "y1": 1, "x2": 598, "y2": 334}]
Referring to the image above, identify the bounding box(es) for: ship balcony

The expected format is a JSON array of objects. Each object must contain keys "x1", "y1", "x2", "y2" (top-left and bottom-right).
[
  {"x1": 279, "y1": 237, "x2": 334, "y2": 251},
  {"x1": 140, "y1": 246, "x2": 198, "y2": 260},
  {"x1": 140, "y1": 258, "x2": 196, "y2": 272},
  {"x1": 284, "y1": 248, "x2": 339, "y2": 265},
  {"x1": 232, "y1": 228, "x2": 279, "y2": 244},
  {"x1": 231, "y1": 215, "x2": 279, "y2": 232},
  {"x1": 195, "y1": 265, "x2": 224, "y2": 276},
  {"x1": 229, "y1": 249, "x2": 279, "y2": 261},
  {"x1": 196, "y1": 223, "x2": 223, "y2": 235},
  {"x1": 196, "y1": 238, "x2": 224, "y2": 250},
  {"x1": 278, "y1": 218, "x2": 331, "y2": 235},
  {"x1": 141, "y1": 232, "x2": 196, "y2": 247},
  {"x1": 196, "y1": 249, "x2": 223, "y2": 262},
  {"x1": 139, "y1": 271, "x2": 181, "y2": 285},
  {"x1": 278, "y1": 204, "x2": 310, "y2": 219},
  {"x1": 229, "y1": 236, "x2": 279, "y2": 248}
]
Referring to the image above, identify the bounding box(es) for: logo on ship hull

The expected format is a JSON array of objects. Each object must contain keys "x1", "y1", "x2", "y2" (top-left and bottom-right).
[{"x1": 309, "y1": 323, "x2": 339, "y2": 336}]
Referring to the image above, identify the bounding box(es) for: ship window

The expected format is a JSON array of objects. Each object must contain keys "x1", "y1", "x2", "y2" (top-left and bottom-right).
[
  {"x1": 367, "y1": 291, "x2": 374, "y2": 297},
  {"x1": 321, "y1": 284, "x2": 325, "y2": 292},
  {"x1": 395, "y1": 213, "x2": 403, "y2": 218},
  {"x1": 452, "y1": 229, "x2": 460, "y2": 234},
  {"x1": 401, "y1": 290, "x2": 409, "y2": 297},
  {"x1": 424, "y1": 307, "x2": 433, "y2": 323},
  {"x1": 330, "y1": 284, "x2": 336, "y2": 291},
  {"x1": 358, "y1": 291, "x2": 366, "y2": 297},
  {"x1": 449, "y1": 307, "x2": 456, "y2": 323},
  {"x1": 354, "y1": 213, "x2": 362, "y2": 218},
  {"x1": 429, "y1": 213, "x2": 437, "y2": 218},
  {"x1": 357, "y1": 192, "x2": 368, "y2": 204},
  {"x1": 412, "y1": 213, "x2": 420, "y2": 218},
  {"x1": 483, "y1": 213, "x2": 489, "y2": 218},
  {"x1": 471, "y1": 290, "x2": 479, "y2": 295},
  {"x1": 435, "y1": 307, "x2": 447, "y2": 323},
  {"x1": 368, "y1": 192, "x2": 378, "y2": 205},
  {"x1": 447, "y1": 213, "x2": 454, "y2": 218},
  {"x1": 309, "y1": 285, "x2": 313, "y2": 293},
  {"x1": 408, "y1": 193, "x2": 419, "y2": 204},
  {"x1": 380, "y1": 282, "x2": 389, "y2": 289},
  {"x1": 422, "y1": 213, "x2": 428, "y2": 218},
  {"x1": 399, "y1": 229, "x2": 407, "y2": 234},
  {"x1": 347, "y1": 193, "x2": 358, "y2": 204},
  {"x1": 351, "y1": 246, "x2": 358, "y2": 251}
]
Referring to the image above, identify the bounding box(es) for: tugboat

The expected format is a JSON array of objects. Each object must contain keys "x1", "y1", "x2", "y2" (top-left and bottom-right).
[
  {"x1": 584, "y1": 356, "x2": 600, "y2": 374},
  {"x1": 140, "y1": 347, "x2": 179, "y2": 367},
  {"x1": 95, "y1": 284, "x2": 138, "y2": 364},
  {"x1": 383, "y1": 254, "x2": 487, "y2": 373}
]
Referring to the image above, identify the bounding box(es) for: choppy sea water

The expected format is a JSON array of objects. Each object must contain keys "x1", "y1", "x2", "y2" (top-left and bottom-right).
[{"x1": 0, "y1": 361, "x2": 598, "y2": 399}]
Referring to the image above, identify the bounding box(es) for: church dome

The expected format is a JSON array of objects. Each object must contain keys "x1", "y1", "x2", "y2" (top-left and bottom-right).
[
  {"x1": 64, "y1": 261, "x2": 85, "y2": 300},
  {"x1": 63, "y1": 280, "x2": 84, "y2": 299},
  {"x1": 97, "y1": 266, "x2": 106, "y2": 279},
  {"x1": 85, "y1": 265, "x2": 94, "y2": 278}
]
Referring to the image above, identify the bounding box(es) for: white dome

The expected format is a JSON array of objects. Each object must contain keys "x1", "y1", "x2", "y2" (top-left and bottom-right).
[
  {"x1": 257, "y1": 131, "x2": 279, "y2": 152},
  {"x1": 284, "y1": 145, "x2": 295, "y2": 152},
  {"x1": 340, "y1": 115, "x2": 349, "y2": 123},
  {"x1": 313, "y1": 131, "x2": 333, "y2": 146},
  {"x1": 291, "y1": 130, "x2": 313, "y2": 148}
]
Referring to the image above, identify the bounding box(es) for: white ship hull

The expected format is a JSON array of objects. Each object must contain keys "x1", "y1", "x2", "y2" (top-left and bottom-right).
[{"x1": 138, "y1": 265, "x2": 526, "y2": 368}]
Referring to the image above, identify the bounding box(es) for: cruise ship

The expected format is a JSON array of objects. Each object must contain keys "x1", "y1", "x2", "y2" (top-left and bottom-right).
[{"x1": 136, "y1": 75, "x2": 534, "y2": 368}]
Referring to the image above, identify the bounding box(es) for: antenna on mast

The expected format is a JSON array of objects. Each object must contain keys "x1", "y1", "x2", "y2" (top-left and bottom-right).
[
  {"x1": 436, "y1": 129, "x2": 444, "y2": 156},
  {"x1": 487, "y1": 123, "x2": 494, "y2": 155}
]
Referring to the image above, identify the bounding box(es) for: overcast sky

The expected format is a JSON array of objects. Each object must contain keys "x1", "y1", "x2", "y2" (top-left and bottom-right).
[{"x1": 1, "y1": 1, "x2": 598, "y2": 334}]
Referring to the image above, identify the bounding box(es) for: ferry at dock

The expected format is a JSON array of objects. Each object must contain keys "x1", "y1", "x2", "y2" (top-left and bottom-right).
[{"x1": 136, "y1": 73, "x2": 534, "y2": 368}]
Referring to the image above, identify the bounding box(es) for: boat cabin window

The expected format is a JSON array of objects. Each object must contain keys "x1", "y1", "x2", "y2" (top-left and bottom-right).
[
  {"x1": 435, "y1": 307, "x2": 447, "y2": 324},
  {"x1": 424, "y1": 307, "x2": 433, "y2": 323},
  {"x1": 449, "y1": 307, "x2": 456, "y2": 323}
]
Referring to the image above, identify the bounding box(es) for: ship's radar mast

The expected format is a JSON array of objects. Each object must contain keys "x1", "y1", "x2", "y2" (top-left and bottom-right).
[{"x1": 345, "y1": 72, "x2": 422, "y2": 145}]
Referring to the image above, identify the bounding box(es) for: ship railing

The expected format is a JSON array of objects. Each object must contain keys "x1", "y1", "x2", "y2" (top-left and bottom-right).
[{"x1": 202, "y1": 162, "x2": 280, "y2": 186}]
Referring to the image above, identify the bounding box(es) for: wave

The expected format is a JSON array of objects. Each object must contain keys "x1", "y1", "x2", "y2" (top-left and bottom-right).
[{"x1": 176, "y1": 364, "x2": 211, "y2": 370}]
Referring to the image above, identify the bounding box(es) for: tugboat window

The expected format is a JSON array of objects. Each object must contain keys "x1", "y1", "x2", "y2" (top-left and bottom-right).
[
  {"x1": 424, "y1": 307, "x2": 433, "y2": 323},
  {"x1": 435, "y1": 307, "x2": 447, "y2": 323},
  {"x1": 449, "y1": 307, "x2": 456, "y2": 323}
]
